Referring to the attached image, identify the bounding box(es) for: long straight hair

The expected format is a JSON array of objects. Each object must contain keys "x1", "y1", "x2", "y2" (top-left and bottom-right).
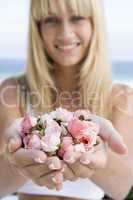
[{"x1": 25, "y1": 0, "x2": 112, "y2": 118}]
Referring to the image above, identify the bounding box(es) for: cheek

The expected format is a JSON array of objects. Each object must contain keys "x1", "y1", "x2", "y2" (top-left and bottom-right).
[
  {"x1": 40, "y1": 27, "x2": 55, "y2": 50},
  {"x1": 42, "y1": 34, "x2": 54, "y2": 51},
  {"x1": 79, "y1": 24, "x2": 92, "y2": 46},
  {"x1": 83, "y1": 29, "x2": 92, "y2": 45}
]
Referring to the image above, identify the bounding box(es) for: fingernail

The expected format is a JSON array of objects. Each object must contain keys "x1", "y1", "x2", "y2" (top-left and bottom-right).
[
  {"x1": 56, "y1": 183, "x2": 62, "y2": 191},
  {"x1": 34, "y1": 157, "x2": 46, "y2": 163},
  {"x1": 80, "y1": 158, "x2": 91, "y2": 165},
  {"x1": 49, "y1": 163, "x2": 58, "y2": 170},
  {"x1": 122, "y1": 145, "x2": 128, "y2": 154},
  {"x1": 51, "y1": 177, "x2": 57, "y2": 183},
  {"x1": 48, "y1": 161, "x2": 62, "y2": 170},
  {"x1": 8, "y1": 139, "x2": 16, "y2": 153},
  {"x1": 47, "y1": 159, "x2": 62, "y2": 170},
  {"x1": 120, "y1": 139, "x2": 128, "y2": 154}
]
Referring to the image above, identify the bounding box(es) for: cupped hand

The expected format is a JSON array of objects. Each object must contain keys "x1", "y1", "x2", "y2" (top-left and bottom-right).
[
  {"x1": 67, "y1": 136, "x2": 107, "y2": 179},
  {"x1": 63, "y1": 113, "x2": 128, "y2": 180},
  {"x1": 4, "y1": 119, "x2": 77, "y2": 191},
  {"x1": 89, "y1": 114, "x2": 127, "y2": 154},
  {"x1": 3, "y1": 113, "x2": 128, "y2": 189},
  {"x1": 6, "y1": 145, "x2": 63, "y2": 190}
]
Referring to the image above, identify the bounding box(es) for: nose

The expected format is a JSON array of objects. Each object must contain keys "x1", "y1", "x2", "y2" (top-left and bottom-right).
[{"x1": 57, "y1": 21, "x2": 75, "y2": 44}]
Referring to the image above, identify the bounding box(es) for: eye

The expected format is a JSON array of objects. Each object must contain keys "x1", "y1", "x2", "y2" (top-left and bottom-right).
[
  {"x1": 44, "y1": 16, "x2": 59, "y2": 24},
  {"x1": 71, "y1": 16, "x2": 85, "y2": 22}
]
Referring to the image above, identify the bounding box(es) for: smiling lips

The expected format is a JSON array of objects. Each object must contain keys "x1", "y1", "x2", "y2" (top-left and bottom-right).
[{"x1": 55, "y1": 43, "x2": 80, "y2": 53}]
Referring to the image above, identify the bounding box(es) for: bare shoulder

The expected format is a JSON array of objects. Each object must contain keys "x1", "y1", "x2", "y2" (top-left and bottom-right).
[
  {"x1": 0, "y1": 77, "x2": 21, "y2": 127},
  {"x1": 110, "y1": 82, "x2": 133, "y2": 97},
  {"x1": 0, "y1": 77, "x2": 19, "y2": 106},
  {"x1": 110, "y1": 83, "x2": 133, "y2": 143},
  {"x1": 110, "y1": 83, "x2": 133, "y2": 116}
]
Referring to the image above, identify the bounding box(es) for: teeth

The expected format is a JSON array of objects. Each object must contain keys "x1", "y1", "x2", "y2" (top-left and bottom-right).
[{"x1": 56, "y1": 43, "x2": 79, "y2": 50}]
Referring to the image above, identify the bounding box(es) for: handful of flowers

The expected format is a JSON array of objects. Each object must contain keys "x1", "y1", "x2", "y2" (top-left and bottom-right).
[{"x1": 18, "y1": 108, "x2": 99, "y2": 164}]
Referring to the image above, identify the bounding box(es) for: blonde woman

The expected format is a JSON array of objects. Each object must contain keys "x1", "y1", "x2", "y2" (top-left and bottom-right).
[{"x1": 0, "y1": 0, "x2": 133, "y2": 200}]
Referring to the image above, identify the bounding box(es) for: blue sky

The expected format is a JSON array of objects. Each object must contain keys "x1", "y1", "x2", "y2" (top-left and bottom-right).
[{"x1": 0, "y1": 0, "x2": 133, "y2": 61}]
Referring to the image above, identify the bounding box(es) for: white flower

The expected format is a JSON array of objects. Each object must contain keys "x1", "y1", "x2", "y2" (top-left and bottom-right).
[
  {"x1": 41, "y1": 113, "x2": 53, "y2": 123},
  {"x1": 45, "y1": 119, "x2": 62, "y2": 137},
  {"x1": 50, "y1": 107, "x2": 73, "y2": 122},
  {"x1": 40, "y1": 119, "x2": 62, "y2": 152},
  {"x1": 41, "y1": 134, "x2": 61, "y2": 152}
]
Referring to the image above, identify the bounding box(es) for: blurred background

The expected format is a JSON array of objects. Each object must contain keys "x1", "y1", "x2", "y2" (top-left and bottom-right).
[
  {"x1": 0, "y1": 0, "x2": 133, "y2": 85},
  {"x1": 0, "y1": 1, "x2": 132, "y2": 200}
]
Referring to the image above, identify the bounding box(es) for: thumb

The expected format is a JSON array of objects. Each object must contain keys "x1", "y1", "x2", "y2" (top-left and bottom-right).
[
  {"x1": 5, "y1": 118, "x2": 23, "y2": 153},
  {"x1": 90, "y1": 114, "x2": 128, "y2": 154},
  {"x1": 99, "y1": 119, "x2": 128, "y2": 154},
  {"x1": 8, "y1": 135, "x2": 22, "y2": 153}
]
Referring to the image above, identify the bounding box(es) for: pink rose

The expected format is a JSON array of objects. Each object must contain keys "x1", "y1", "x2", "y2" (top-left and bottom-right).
[
  {"x1": 61, "y1": 136, "x2": 73, "y2": 150},
  {"x1": 68, "y1": 118, "x2": 91, "y2": 138},
  {"x1": 76, "y1": 134, "x2": 94, "y2": 147},
  {"x1": 63, "y1": 144, "x2": 86, "y2": 163},
  {"x1": 20, "y1": 114, "x2": 37, "y2": 137},
  {"x1": 68, "y1": 118, "x2": 99, "y2": 139},
  {"x1": 23, "y1": 134, "x2": 41, "y2": 149},
  {"x1": 58, "y1": 136, "x2": 73, "y2": 157}
]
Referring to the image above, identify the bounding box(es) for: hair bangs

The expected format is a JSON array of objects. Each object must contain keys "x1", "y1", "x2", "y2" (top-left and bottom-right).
[
  {"x1": 31, "y1": 0, "x2": 92, "y2": 22},
  {"x1": 31, "y1": 0, "x2": 59, "y2": 21},
  {"x1": 71, "y1": 0, "x2": 92, "y2": 18}
]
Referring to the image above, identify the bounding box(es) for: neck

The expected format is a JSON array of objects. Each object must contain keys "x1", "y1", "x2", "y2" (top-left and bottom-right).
[{"x1": 54, "y1": 65, "x2": 79, "y2": 93}]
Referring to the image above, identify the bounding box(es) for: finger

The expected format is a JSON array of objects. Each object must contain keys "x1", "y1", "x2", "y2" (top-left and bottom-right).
[
  {"x1": 47, "y1": 156, "x2": 62, "y2": 170},
  {"x1": 62, "y1": 163, "x2": 78, "y2": 181},
  {"x1": 90, "y1": 114, "x2": 127, "y2": 154},
  {"x1": 69, "y1": 161, "x2": 94, "y2": 179},
  {"x1": 35, "y1": 171, "x2": 63, "y2": 190},
  {"x1": 100, "y1": 120, "x2": 127, "y2": 154},
  {"x1": 35, "y1": 173, "x2": 56, "y2": 189},
  {"x1": 8, "y1": 148, "x2": 47, "y2": 167},
  {"x1": 5, "y1": 118, "x2": 23, "y2": 153},
  {"x1": 7, "y1": 136, "x2": 22, "y2": 153},
  {"x1": 21, "y1": 163, "x2": 50, "y2": 180},
  {"x1": 88, "y1": 137, "x2": 107, "y2": 169},
  {"x1": 52, "y1": 171, "x2": 63, "y2": 191}
]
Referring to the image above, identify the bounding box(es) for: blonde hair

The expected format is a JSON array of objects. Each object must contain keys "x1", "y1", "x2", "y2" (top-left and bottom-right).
[{"x1": 25, "y1": 0, "x2": 112, "y2": 118}]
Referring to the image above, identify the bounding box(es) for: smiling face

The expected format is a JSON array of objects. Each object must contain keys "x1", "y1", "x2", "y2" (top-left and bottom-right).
[{"x1": 38, "y1": 1, "x2": 93, "y2": 68}]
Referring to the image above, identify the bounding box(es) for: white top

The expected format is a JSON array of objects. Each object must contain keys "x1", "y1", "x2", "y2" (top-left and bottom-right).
[
  {"x1": 18, "y1": 179, "x2": 104, "y2": 200},
  {"x1": 17, "y1": 86, "x2": 104, "y2": 199}
]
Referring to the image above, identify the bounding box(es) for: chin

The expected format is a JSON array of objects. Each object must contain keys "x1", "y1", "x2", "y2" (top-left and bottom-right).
[{"x1": 57, "y1": 59, "x2": 82, "y2": 67}]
